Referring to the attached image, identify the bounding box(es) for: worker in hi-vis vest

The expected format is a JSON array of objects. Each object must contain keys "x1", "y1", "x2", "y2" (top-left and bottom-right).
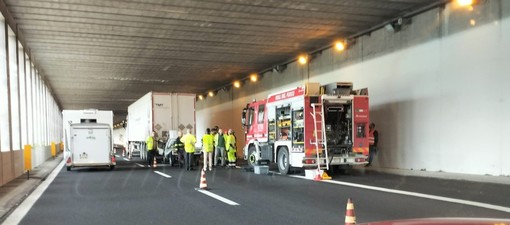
[
  {"x1": 146, "y1": 131, "x2": 157, "y2": 167},
  {"x1": 366, "y1": 122, "x2": 379, "y2": 167},
  {"x1": 225, "y1": 129, "x2": 236, "y2": 168},
  {"x1": 181, "y1": 128, "x2": 196, "y2": 171},
  {"x1": 202, "y1": 128, "x2": 214, "y2": 171}
]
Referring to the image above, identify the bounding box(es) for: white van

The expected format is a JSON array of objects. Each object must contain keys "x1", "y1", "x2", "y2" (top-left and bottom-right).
[
  {"x1": 66, "y1": 123, "x2": 116, "y2": 171},
  {"x1": 63, "y1": 109, "x2": 113, "y2": 159}
]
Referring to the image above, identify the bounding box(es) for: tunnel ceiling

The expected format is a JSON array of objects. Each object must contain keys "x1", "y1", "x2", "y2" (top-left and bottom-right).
[{"x1": 4, "y1": 0, "x2": 441, "y2": 121}]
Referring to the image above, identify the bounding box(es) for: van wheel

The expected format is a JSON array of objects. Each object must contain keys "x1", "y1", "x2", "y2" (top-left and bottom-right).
[
  {"x1": 66, "y1": 166, "x2": 71, "y2": 171},
  {"x1": 277, "y1": 148, "x2": 290, "y2": 175},
  {"x1": 110, "y1": 165, "x2": 115, "y2": 171}
]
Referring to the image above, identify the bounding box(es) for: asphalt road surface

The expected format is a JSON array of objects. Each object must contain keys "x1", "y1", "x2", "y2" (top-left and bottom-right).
[{"x1": 12, "y1": 157, "x2": 510, "y2": 225}]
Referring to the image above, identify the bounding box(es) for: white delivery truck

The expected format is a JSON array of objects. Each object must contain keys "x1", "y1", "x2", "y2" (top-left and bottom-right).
[
  {"x1": 62, "y1": 109, "x2": 115, "y2": 171},
  {"x1": 126, "y1": 92, "x2": 195, "y2": 160}
]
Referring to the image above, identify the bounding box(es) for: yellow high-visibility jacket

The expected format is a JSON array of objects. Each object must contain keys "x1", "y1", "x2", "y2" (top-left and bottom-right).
[
  {"x1": 146, "y1": 136, "x2": 155, "y2": 151},
  {"x1": 225, "y1": 134, "x2": 236, "y2": 152},
  {"x1": 202, "y1": 134, "x2": 214, "y2": 153},
  {"x1": 181, "y1": 133, "x2": 196, "y2": 153}
]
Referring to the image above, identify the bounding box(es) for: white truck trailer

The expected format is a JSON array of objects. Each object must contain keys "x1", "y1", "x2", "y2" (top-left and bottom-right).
[
  {"x1": 62, "y1": 109, "x2": 115, "y2": 171},
  {"x1": 126, "y1": 92, "x2": 196, "y2": 160}
]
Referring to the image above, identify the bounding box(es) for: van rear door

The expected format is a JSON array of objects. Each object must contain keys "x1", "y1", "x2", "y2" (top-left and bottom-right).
[{"x1": 72, "y1": 125, "x2": 111, "y2": 165}]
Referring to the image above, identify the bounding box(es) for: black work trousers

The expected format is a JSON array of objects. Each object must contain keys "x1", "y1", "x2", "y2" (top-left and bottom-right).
[
  {"x1": 147, "y1": 150, "x2": 155, "y2": 167},
  {"x1": 368, "y1": 146, "x2": 377, "y2": 165},
  {"x1": 185, "y1": 152, "x2": 194, "y2": 170},
  {"x1": 177, "y1": 149, "x2": 185, "y2": 167}
]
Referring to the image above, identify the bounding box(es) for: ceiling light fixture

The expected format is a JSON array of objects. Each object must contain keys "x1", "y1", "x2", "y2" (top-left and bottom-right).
[
  {"x1": 298, "y1": 55, "x2": 308, "y2": 65},
  {"x1": 457, "y1": 0, "x2": 473, "y2": 7},
  {"x1": 198, "y1": 95, "x2": 204, "y2": 100},
  {"x1": 334, "y1": 41, "x2": 345, "y2": 51},
  {"x1": 208, "y1": 91, "x2": 214, "y2": 97},
  {"x1": 233, "y1": 81, "x2": 241, "y2": 88},
  {"x1": 250, "y1": 74, "x2": 258, "y2": 82}
]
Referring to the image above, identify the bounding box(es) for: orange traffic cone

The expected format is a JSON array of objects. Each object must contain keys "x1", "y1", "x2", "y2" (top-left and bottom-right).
[
  {"x1": 153, "y1": 157, "x2": 157, "y2": 168},
  {"x1": 313, "y1": 168, "x2": 322, "y2": 181},
  {"x1": 199, "y1": 169, "x2": 208, "y2": 190},
  {"x1": 345, "y1": 198, "x2": 356, "y2": 225}
]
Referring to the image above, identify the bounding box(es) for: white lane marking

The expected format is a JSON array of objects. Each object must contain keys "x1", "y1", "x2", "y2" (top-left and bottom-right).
[
  {"x1": 154, "y1": 171, "x2": 171, "y2": 178},
  {"x1": 136, "y1": 163, "x2": 145, "y2": 167},
  {"x1": 3, "y1": 160, "x2": 65, "y2": 225},
  {"x1": 123, "y1": 158, "x2": 130, "y2": 161},
  {"x1": 197, "y1": 189, "x2": 240, "y2": 206},
  {"x1": 154, "y1": 164, "x2": 172, "y2": 167},
  {"x1": 289, "y1": 175, "x2": 510, "y2": 213}
]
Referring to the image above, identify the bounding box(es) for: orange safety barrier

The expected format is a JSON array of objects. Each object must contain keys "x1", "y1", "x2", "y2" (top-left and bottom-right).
[
  {"x1": 24, "y1": 145, "x2": 32, "y2": 171},
  {"x1": 51, "y1": 142, "x2": 56, "y2": 157}
]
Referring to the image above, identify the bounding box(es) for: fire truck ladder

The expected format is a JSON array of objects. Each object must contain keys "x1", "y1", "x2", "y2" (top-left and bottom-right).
[{"x1": 310, "y1": 102, "x2": 329, "y2": 170}]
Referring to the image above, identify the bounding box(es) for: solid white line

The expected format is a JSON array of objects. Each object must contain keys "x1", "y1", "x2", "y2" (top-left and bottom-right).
[
  {"x1": 197, "y1": 190, "x2": 240, "y2": 206},
  {"x1": 3, "y1": 160, "x2": 65, "y2": 225},
  {"x1": 123, "y1": 158, "x2": 130, "y2": 161},
  {"x1": 289, "y1": 175, "x2": 510, "y2": 213},
  {"x1": 154, "y1": 171, "x2": 171, "y2": 178},
  {"x1": 135, "y1": 163, "x2": 145, "y2": 167}
]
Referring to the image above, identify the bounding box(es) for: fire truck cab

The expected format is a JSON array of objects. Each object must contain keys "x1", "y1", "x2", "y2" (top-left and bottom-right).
[{"x1": 242, "y1": 82, "x2": 370, "y2": 174}]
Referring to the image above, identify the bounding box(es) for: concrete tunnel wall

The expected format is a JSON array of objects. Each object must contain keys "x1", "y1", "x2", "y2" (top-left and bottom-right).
[{"x1": 196, "y1": 0, "x2": 510, "y2": 176}]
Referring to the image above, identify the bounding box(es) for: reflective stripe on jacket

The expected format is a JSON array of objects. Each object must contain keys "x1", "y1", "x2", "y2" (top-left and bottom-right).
[
  {"x1": 369, "y1": 130, "x2": 375, "y2": 146},
  {"x1": 173, "y1": 138, "x2": 184, "y2": 150}
]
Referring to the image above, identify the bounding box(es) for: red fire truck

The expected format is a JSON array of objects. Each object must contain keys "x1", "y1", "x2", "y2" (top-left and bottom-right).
[{"x1": 241, "y1": 82, "x2": 369, "y2": 174}]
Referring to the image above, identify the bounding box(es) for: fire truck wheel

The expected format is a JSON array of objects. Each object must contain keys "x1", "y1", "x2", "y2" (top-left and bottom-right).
[
  {"x1": 247, "y1": 146, "x2": 257, "y2": 168},
  {"x1": 277, "y1": 148, "x2": 290, "y2": 175}
]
